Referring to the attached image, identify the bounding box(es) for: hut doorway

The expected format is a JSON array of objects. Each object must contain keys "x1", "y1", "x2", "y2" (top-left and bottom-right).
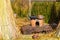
[{"x1": 36, "y1": 21, "x2": 39, "y2": 26}]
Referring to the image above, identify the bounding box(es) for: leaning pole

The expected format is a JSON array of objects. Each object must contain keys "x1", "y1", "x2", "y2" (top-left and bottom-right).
[{"x1": 0, "y1": 0, "x2": 20, "y2": 40}]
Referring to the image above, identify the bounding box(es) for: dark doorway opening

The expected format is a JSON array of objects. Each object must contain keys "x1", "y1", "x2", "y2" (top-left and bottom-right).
[{"x1": 36, "y1": 21, "x2": 39, "y2": 26}]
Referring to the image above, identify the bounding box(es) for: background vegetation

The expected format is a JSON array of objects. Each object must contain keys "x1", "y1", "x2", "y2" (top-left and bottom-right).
[{"x1": 11, "y1": 1, "x2": 60, "y2": 23}]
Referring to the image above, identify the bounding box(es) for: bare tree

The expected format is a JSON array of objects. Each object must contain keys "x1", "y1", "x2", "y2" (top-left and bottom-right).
[
  {"x1": 0, "y1": 0, "x2": 21, "y2": 40},
  {"x1": 55, "y1": 21, "x2": 60, "y2": 37},
  {"x1": 55, "y1": 9, "x2": 60, "y2": 37}
]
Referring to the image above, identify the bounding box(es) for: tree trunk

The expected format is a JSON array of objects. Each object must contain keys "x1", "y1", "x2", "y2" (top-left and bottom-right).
[
  {"x1": 55, "y1": 21, "x2": 60, "y2": 37},
  {"x1": 0, "y1": 0, "x2": 20, "y2": 40}
]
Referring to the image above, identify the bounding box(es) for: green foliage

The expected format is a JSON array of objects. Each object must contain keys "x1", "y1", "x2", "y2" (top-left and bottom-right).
[
  {"x1": 31, "y1": 2, "x2": 53, "y2": 23},
  {"x1": 11, "y1": 0, "x2": 29, "y2": 17},
  {"x1": 11, "y1": 1, "x2": 60, "y2": 23}
]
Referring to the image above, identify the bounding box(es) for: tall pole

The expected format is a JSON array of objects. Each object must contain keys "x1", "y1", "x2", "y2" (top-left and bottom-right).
[{"x1": 28, "y1": 0, "x2": 31, "y2": 17}]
